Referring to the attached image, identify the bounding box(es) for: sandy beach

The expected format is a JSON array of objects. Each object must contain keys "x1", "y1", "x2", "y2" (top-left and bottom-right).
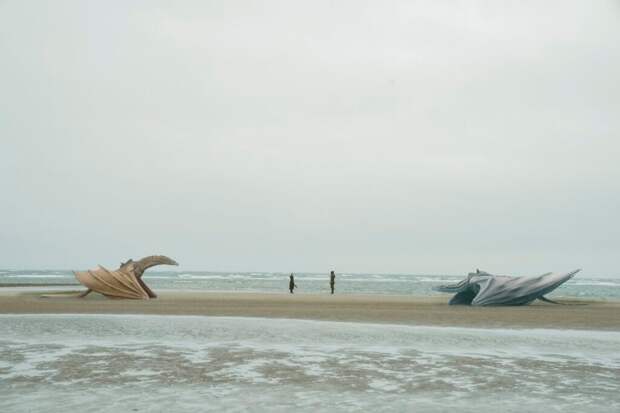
[{"x1": 1, "y1": 289, "x2": 618, "y2": 330}]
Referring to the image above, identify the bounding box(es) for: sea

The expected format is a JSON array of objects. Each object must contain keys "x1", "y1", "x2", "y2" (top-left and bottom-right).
[{"x1": 1, "y1": 270, "x2": 619, "y2": 412}]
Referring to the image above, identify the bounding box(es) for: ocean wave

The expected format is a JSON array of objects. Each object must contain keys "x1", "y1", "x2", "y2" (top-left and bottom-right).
[
  {"x1": 177, "y1": 274, "x2": 269, "y2": 280},
  {"x1": 3, "y1": 274, "x2": 70, "y2": 279},
  {"x1": 570, "y1": 281, "x2": 620, "y2": 287},
  {"x1": 415, "y1": 277, "x2": 463, "y2": 283},
  {"x1": 173, "y1": 275, "x2": 429, "y2": 283}
]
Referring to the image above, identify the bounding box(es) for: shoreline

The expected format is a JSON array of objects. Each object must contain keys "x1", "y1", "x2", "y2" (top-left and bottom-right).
[{"x1": 1, "y1": 289, "x2": 618, "y2": 331}]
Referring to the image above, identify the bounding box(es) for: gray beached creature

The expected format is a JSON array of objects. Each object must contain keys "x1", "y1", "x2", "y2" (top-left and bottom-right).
[
  {"x1": 434, "y1": 269, "x2": 580, "y2": 306},
  {"x1": 74, "y1": 255, "x2": 179, "y2": 299}
]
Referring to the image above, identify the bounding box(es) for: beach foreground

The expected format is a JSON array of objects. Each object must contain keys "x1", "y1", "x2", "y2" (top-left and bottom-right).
[
  {"x1": 2, "y1": 292, "x2": 620, "y2": 412},
  {"x1": 2, "y1": 314, "x2": 619, "y2": 412},
  {"x1": 1, "y1": 289, "x2": 618, "y2": 330}
]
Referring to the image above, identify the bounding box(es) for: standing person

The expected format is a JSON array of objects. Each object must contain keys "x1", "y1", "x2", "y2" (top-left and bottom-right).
[
  {"x1": 289, "y1": 273, "x2": 297, "y2": 294},
  {"x1": 329, "y1": 270, "x2": 336, "y2": 295}
]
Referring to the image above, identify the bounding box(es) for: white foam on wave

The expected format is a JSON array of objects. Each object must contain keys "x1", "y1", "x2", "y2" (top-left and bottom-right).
[
  {"x1": 177, "y1": 273, "x2": 266, "y2": 280},
  {"x1": 168, "y1": 274, "x2": 472, "y2": 285},
  {"x1": 4, "y1": 382, "x2": 617, "y2": 413},
  {"x1": 175, "y1": 274, "x2": 414, "y2": 283},
  {"x1": 415, "y1": 277, "x2": 463, "y2": 283},
  {"x1": 570, "y1": 281, "x2": 620, "y2": 287}
]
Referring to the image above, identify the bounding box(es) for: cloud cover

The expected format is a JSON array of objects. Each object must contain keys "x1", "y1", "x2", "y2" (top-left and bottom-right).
[{"x1": 1, "y1": 0, "x2": 619, "y2": 275}]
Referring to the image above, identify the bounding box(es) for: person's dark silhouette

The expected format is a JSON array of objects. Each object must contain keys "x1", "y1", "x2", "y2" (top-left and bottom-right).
[
  {"x1": 330, "y1": 270, "x2": 335, "y2": 294},
  {"x1": 289, "y1": 273, "x2": 297, "y2": 294}
]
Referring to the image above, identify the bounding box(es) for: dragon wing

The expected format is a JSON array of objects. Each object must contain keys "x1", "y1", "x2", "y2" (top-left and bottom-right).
[{"x1": 74, "y1": 265, "x2": 150, "y2": 299}]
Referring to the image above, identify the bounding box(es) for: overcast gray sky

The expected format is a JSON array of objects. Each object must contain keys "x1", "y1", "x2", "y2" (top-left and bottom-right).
[{"x1": 1, "y1": 1, "x2": 619, "y2": 276}]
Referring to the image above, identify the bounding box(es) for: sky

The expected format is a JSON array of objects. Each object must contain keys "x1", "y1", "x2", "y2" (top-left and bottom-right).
[{"x1": 1, "y1": 0, "x2": 619, "y2": 276}]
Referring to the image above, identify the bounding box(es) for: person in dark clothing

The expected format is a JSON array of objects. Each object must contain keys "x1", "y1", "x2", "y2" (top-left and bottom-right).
[
  {"x1": 330, "y1": 270, "x2": 335, "y2": 294},
  {"x1": 289, "y1": 273, "x2": 297, "y2": 294}
]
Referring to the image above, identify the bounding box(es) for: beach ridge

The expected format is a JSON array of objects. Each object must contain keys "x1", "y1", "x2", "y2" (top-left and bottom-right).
[{"x1": 1, "y1": 290, "x2": 618, "y2": 331}]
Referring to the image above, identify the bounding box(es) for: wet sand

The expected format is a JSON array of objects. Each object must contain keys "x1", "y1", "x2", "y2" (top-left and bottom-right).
[{"x1": 0, "y1": 289, "x2": 618, "y2": 330}]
